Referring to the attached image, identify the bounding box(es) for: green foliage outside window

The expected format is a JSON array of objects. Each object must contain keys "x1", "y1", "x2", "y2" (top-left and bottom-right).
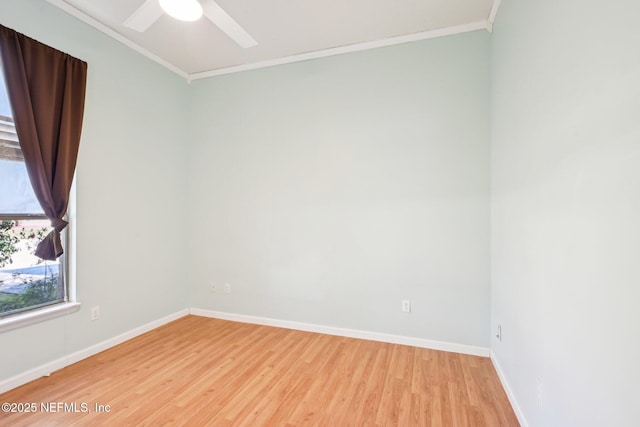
[
  {"x1": 0, "y1": 275, "x2": 59, "y2": 314},
  {"x1": 0, "y1": 220, "x2": 19, "y2": 268},
  {"x1": 1, "y1": 220, "x2": 58, "y2": 315}
]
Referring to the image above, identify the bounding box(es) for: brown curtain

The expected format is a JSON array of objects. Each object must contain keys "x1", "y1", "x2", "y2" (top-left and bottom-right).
[{"x1": 0, "y1": 25, "x2": 87, "y2": 260}]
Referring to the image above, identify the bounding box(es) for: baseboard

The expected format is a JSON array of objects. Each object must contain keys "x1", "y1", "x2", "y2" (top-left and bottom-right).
[
  {"x1": 190, "y1": 308, "x2": 490, "y2": 357},
  {"x1": 0, "y1": 307, "x2": 491, "y2": 396},
  {"x1": 0, "y1": 309, "x2": 189, "y2": 395},
  {"x1": 490, "y1": 351, "x2": 529, "y2": 427}
]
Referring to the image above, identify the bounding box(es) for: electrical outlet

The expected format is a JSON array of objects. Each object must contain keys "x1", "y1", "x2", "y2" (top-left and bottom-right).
[
  {"x1": 401, "y1": 300, "x2": 411, "y2": 313},
  {"x1": 210, "y1": 283, "x2": 217, "y2": 293},
  {"x1": 224, "y1": 283, "x2": 231, "y2": 293},
  {"x1": 496, "y1": 324, "x2": 502, "y2": 341},
  {"x1": 90, "y1": 306, "x2": 100, "y2": 321}
]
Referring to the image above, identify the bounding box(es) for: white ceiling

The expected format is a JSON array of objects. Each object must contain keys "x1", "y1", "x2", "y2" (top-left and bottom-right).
[{"x1": 47, "y1": 0, "x2": 499, "y2": 80}]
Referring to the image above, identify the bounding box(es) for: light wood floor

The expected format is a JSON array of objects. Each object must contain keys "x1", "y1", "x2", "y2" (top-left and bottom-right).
[{"x1": 0, "y1": 315, "x2": 518, "y2": 426}]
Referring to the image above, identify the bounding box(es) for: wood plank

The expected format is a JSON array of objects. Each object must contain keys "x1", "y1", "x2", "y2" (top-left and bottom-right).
[{"x1": 0, "y1": 316, "x2": 519, "y2": 426}]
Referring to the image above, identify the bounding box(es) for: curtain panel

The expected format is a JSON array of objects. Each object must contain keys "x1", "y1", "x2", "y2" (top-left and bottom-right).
[{"x1": 0, "y1": 24, "x2": 87, "y2": 261}]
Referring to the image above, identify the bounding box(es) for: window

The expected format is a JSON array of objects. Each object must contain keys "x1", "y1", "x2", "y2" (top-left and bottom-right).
[
  {"x1": 0, "y1": 64, "x2": 67, "y2": 319},
  {"x1": 0, "y1": 26, "x2": 86, "y2": 330}
]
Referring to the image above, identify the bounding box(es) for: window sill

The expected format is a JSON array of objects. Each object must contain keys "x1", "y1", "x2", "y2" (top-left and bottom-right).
[{"x1": 0, "y1": 302, "x2": 81, "y2": 333}]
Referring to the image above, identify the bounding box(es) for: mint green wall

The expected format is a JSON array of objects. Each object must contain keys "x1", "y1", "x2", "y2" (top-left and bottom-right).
[
  {"x1": 491, "y1": 0, "x2": 640, "y2": 425},
  {"x1": 4, "y1": 3, "x2": 636, "y2": 424},
  {"x1": 187, "y1": 32, "x2": 492, "y2": 347},
  {"x1": 0, "y1": 0, "x2": 188, "y2": 380}
]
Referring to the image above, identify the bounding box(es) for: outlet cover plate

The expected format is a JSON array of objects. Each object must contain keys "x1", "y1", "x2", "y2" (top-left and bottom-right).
[{"x1": 402, "y1": 300, "x2": 411, "y2": 313}]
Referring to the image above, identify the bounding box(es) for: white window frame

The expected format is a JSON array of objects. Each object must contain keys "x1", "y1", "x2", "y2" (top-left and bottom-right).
[
  {"x1": 0, "y1": 181, "x2": 80, "y2": 333},
  {"x1": 0, "y1": 52, "x2": 81, "y2": 333}
]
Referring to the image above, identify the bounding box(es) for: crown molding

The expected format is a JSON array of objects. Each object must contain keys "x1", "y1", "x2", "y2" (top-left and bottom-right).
[
  {"x1": 189, "y1": 21, "x2": 488, "y2": 80},
  {"x1": 46, "y1": 0, "x2": 189, "y2": 79},
  {"x1": 486, "y1": 0, "x2": 503, "y2": 33},
  {"x1": 46, "y1": 0, "x2": 490, "y2": 82}
]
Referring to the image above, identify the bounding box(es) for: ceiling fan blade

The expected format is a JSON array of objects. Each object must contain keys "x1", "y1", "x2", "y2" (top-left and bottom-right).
[
  {"x1": 123, "y1": 0, "x2": 164, "y2": 32},
  {"x1": 201, "y1": 0, "x2": 258, "y2": 48}
]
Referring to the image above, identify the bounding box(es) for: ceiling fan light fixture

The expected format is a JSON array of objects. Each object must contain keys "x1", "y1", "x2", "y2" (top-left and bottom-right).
[{"x1": 159, "y1": 0, "x2": 203, "y2": 22}]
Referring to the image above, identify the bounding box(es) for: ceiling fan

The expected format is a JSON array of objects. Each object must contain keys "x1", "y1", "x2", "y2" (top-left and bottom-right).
[{"x1": 123, "y1": 0, "x2": 257, "y2": 48}]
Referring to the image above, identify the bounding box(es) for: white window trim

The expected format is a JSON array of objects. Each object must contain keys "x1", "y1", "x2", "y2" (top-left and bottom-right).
[
  {"x1": 0, "y1": 302, "x2": 80, "y2": 333},
  {"x1": 0, "y1": 178, "x2": 79, "y2": 334}
]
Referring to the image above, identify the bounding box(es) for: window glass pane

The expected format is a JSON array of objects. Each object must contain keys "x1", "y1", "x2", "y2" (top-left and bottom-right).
[
  {"x1": 0, "y1": 160, "x2": 42, "y2": 214},
  {"x1": 0, "y1": 61, "x2": 43, "y2": 215},
  {"x1": 0, "y1": 58, "x2": 62, "y2": 319},
  {"x1": 0, "y1": 219, "x2": 64, "y2": 317},
  {"x1": 0, "y1": 65, "x2": 11, "y2": 117}
]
